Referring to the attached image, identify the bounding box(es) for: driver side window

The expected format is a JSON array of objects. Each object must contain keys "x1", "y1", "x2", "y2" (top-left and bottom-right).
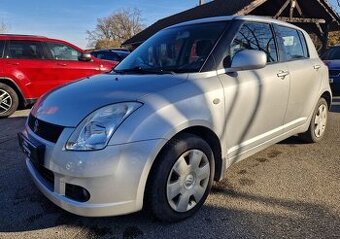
[
  {"x1": 46, "y1": 42, "x2": 81, "y2": 61},
  {"x1": 231, "y1": 22, "x2": 278, "y2": 63}
]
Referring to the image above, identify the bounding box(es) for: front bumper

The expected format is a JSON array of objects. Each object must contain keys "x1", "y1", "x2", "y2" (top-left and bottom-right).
[{"x1": 22, "y1": 126, "x2": 166, "y2": 217}]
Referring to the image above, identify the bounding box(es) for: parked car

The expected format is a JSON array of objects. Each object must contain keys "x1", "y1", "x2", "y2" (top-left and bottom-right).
[
  {"x1": 0, "y1": 34, "x2": 118, "y2": 117},
  {"x1": 19, "y1": 16, "x2": 331, "y2": 222},
  {"x1": 322, "y1": 45, "x2": 340, "y2": 95},
  {"x1": 91, "y1": 49, "x2": 130, "y2": 63}
]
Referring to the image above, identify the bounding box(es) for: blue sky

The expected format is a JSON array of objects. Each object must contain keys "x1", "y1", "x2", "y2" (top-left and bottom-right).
[
  {"x1": 0, "y1": 0, "x2": 339, "y2": 49},
  {"x1": 0, "y1": 0, "x2": 200, "y2": 48}
]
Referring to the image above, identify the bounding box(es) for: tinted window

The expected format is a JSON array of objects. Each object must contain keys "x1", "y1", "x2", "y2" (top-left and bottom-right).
[
  {"x1": 322, "y1": 47, "x2": 340, "y2": 60},
  {"x1": 93, "y1": 51, "x2": 120, "y2": 61},
  {"x1": 7, "y1": 41, "x2": 43, "y2": 59},
  {"x1": 275, "y1": 25, "x2": 307, "y2": 61},
  {"x1": 46, "y1": 42, "x2": 80, "y2": 61},
  {"x1": 0, "y1": 41, "x2": 5, "y2": 58},
  {"x1": 231, "y1": 22, "x2": 278, "y2": 63},
  {"x1": 115, "y1": 51, "x2": 129, "y2": 59}
]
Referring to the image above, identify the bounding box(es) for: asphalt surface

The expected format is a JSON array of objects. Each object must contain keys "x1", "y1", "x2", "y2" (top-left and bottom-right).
[{"x1": 0, "y1": 98, "x2": 339, "y2": 239}]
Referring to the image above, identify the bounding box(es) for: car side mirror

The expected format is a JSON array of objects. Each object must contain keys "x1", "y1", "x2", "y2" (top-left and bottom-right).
[
  {"x1": 79, "y1": 53, "x2": 92, "y2": 62},
  {"x1": 227, "y1": 49, "x2": 267, "y2": 72}
]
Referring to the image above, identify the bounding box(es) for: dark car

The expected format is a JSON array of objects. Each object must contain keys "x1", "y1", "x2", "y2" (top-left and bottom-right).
[
  {"x1": 322, "y1": 45, "x2": 340, "y2": 95},
  {"x1": 91, "y1": 49, "x2": 129, "y2": 63},
  {"x1": 0, "y1": 34, "x2": 118, "y2": 117}
]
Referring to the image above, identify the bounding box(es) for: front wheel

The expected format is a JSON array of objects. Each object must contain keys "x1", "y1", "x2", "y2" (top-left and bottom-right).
[
  {"x1": 145, "y1": 133, "x2": 215, "y2": 222},
  {"x1": 299, "y1": 98, "x2": 328, "y2": 143}
]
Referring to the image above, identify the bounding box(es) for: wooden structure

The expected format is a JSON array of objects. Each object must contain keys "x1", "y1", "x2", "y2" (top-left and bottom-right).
[{"x1": 122, "y1": 0, "x2": 340, "y2": 51}]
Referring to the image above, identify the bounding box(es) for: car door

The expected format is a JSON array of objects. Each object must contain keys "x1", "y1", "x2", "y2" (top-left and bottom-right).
[
  {"x1": 0, "y1": 40, "x2": 5, "y2": 75},
  {"x1": 273, "y1": 25, "x2": 321, "y2": 129},
  {"x1": 217, "y1": 21, "x2": 290, "y2": 160},
  {"x1": 3, "y1": 40, "x2": 50, "y2": 98},
  {"x1": 43, "y1": 41, "x2": 103, "y2": 86}
]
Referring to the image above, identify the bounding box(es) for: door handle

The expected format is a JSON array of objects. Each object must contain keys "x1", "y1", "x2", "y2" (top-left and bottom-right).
[
  {"x1": 313, "y1": 65, "x2": 321, "y2": 70},
  {"x1": 277, "y1": 71, "x2": 289, "y2": 79},
  {"x1": 57, "y1": 63, "x2": 67, "y2": 66}
]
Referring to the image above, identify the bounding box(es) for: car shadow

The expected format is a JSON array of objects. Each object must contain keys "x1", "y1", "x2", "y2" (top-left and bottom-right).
[{"x1": 1, "y1": 176, "x2": 339, "y2": 239}]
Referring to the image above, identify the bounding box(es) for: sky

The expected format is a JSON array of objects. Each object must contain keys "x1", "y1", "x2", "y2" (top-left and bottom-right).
[
  {"x1": 0, "y1": 0, "x2": 339, "y2": 49},
  {"x1": 0, "y1": 0, "x2": 200, "y2": 48}
]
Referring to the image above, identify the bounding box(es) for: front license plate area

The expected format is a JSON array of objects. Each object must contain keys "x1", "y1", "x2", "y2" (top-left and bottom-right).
[{"x1": 18, "y1": 133, "x2": 45, "y2": 168}]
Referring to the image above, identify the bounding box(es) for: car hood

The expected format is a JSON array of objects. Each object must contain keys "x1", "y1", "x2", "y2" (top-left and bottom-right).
[
  {"x1": 324, "y1": 60, "x2": 340, "y2": 69},
  {"x1": 31, "y1": 73, "x2": 187, "y2": 127}
]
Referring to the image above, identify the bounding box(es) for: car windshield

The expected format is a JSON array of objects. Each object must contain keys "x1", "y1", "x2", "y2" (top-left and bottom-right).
[
  {"x1": 322, "y1": 47, "x2": 340, "y2": 60},
  {"x1": 115, "y1": 22, "x2": 227, "y2": 74}
]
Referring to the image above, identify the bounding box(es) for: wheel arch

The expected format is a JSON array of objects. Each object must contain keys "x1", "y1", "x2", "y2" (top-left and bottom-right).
[
  {"x1": 320, "y1": 90, "x2": 332, "y2": 109},
  {"x1": 0, "y1": 77, "x2": 25, "y2": 106},
  {"x1": 179, "y1": 126, "x2": 224, "y2": 182},
  {"x1": 145, "y1": 125, "x2": 224, "y2": 194},
  {"x1": 142, "y1": 125, "x2": 225, "y2": 214}
]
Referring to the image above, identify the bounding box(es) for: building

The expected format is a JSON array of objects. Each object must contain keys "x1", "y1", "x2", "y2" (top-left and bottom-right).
[{"x1": 122, "y1": 0, "x2": 340, "y2": 51}]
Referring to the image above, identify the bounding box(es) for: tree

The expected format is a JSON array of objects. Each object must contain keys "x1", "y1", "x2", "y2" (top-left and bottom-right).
[
  {"x1": 87, "y1": 8, "x2": 145, "y2": 49},
  {"x1": 328, "y1": 31, "x2": 340, "y2": 47},
  {"x1": 0, "y1": 20, "x2": 9, "y2": 33}
]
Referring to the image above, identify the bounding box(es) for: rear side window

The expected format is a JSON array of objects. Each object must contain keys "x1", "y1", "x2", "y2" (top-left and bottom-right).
[
  {"x1": 46, "y1": 42, "x2": 81, "y2": 61},
  {"x1": 230, "y1": 22, "x2": 278, "y2": 63},
  {"x1": 0, "y1": 41, "x2": 5, "y2": 58},
  {"x1": 7, "y1": 41, "x2": 44, "y2": 59},
  {"x1": 274, "y1": 25, "x2": 308, "y2": 61},
  {"x1": 298, "y1": 31, "x2": 309, "y2": 58}
]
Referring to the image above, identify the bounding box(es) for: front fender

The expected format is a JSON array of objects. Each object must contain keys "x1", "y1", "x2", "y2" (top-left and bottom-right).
[{"x1": 109, "y1": 76, "x2": 225, "y2": 147}]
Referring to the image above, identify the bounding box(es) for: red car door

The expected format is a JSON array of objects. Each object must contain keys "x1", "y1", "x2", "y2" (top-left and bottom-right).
[
  {"x1": 43, "y1": 41, "x2": 107, "y2": 86},
  {"x1": 4, "y1": 40, "x2": 51, "y2": 98},
  {"x1": 0, "y1": 40, "x2": 4, "y2": 75}
]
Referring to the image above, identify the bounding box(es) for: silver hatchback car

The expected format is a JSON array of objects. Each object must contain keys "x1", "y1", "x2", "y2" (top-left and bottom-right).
[{"x1": 19, "y1": 16, "x2": 331, "y2": 222}]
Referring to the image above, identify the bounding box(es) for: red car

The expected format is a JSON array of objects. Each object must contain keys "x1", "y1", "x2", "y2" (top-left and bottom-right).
[{"x1": 0, "y1": 34, "x2": 118, "y2": 117}]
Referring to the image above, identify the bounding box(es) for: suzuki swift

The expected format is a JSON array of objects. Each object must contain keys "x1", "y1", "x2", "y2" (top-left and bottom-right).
[{"x1": 19, "y1": 16, "x2": 332, "y2": 222}]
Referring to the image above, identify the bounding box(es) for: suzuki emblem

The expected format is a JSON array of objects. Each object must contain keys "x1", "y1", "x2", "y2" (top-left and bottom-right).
[{"x1": 33, "y1": 120, "x2": 39, "y2": 133}]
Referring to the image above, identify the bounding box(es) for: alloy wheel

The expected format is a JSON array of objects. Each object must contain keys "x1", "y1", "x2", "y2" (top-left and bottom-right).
[{"x1": 0, "y1": 89, "x2": 13, "y2": 115}]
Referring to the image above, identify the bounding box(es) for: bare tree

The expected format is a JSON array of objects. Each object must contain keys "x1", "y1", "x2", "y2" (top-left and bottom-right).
[
  {"x1": 87, "y1": 8, "x2": 145, "y2": 49},
  {"x1": 0, "y1": 20, "x2": 9, "y2": 33}
]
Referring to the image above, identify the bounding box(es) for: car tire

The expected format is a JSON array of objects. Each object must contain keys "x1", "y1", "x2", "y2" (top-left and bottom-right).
[
  {"x1": 145, "y1": 133, "x2": 215, "y2": 222},
  {"x1": 0, "y1": 83, "x2": 19, "y2": 118},
  {"x1": 299, "y1": 98, "x2": 328, "y2": 143}
]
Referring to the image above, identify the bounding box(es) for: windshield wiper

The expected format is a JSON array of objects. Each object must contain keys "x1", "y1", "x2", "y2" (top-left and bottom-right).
[{"x1": 114, "y1": 67, "x2": 175, "y2": 75}]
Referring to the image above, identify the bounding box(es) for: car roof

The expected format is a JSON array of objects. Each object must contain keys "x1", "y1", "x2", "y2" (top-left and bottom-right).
[
  {"x1": 0, "y1": 34, "x2": 84, "y2": 52},
  {"x1": 168, "y1": 15, "x2": 302, "y2": 31},
  {"x1": 328, "y1": 45, "x2": 340, "y2": 49},
  {"x1": 0, "y1": 34, "x2": 51, "y2": 41}
]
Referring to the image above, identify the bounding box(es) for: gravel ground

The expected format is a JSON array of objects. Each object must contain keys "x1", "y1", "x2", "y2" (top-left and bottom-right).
[{"x1": 0, "y1": 97, "x2": 339, "y2": 239}]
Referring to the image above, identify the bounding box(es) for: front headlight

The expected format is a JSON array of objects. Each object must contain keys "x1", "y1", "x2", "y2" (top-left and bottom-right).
[{"x1": 66, "y1": 102, "x2": 142, "y2": 151}]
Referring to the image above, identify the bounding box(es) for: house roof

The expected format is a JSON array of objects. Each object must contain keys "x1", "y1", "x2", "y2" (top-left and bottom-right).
[
  {"x1": 122, "y1": 0, "x2": 340, "y2": 47},
  {"x1": 122, "y1": 0, "x2": 252, "y2": 46}
]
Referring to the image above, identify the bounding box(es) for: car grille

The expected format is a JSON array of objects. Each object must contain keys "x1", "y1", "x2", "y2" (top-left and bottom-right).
[
  {"x1": 329, "y1": 69, "x2": 340, "y2": 77},
  {"x1": 28, "y1": 114, "x2": 64, "y2": 143}
]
